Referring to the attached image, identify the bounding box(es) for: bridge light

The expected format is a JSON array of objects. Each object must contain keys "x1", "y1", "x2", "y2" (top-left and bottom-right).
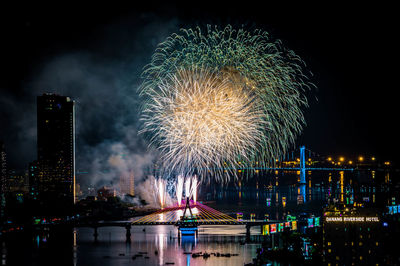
[
  {"x1": 349, "y1": 161, "x2": 353, "y2": 165},
  {"x1": 359, "y1": 156, "x2": 364, "y2": 162},
  {"x1": 327, "y1": 157, "x2": 332, "y2": 161},
  {"x1": 339, "y1": 157, "x2": 345, "y2": 162}
]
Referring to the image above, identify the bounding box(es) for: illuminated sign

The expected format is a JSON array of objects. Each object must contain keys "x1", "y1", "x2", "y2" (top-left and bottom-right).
[
  {"x1": 286, "y1": 215, "x2": 296, "y2": 222},
  {"x1": 308, "y1": 218, "x2": 314, "y2": 228},
  {"x1": 325, "y1": 216, "x2": 380, "y2": 222},
  {"x1": 266, "y1": 198, "x2": 271, "y2": 207},
  {"x1": 278, "y1": 223, "x2": 284, "y2": 232},
  {"x1": 314, "y1": 217, "x2": 320, "y2": 227},
  {"x1": 292, "y1": 221, "x2": 297, "y2": 230},
  {"x1": 236, "y1": 213, "x2": 243, "y2": 221},
  {"x1": 262, "y1": 225, "x2": 270, "y2": 235},
  {"x1": 270, "y1": 224, "x2": 276, "y2": 233}
]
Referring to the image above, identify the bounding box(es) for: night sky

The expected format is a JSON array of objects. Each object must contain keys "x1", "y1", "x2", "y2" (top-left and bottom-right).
[{"x1": 0, "y1": 2, "x2": 398, "y2": 171}]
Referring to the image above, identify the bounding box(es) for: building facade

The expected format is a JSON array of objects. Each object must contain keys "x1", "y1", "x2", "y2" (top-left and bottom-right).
[
  {"x1": 32, "y1": 94, "x2": 75, "y2": 216},
  {"x1": 120, "y1": 170, "x2": 135, "y2": 196},
  {"x1": 0, "y1": 141, "x2": 6, "y2": 220},
  {"x1": 323, "y1": 203, "x2": 384, "y2": 265}
]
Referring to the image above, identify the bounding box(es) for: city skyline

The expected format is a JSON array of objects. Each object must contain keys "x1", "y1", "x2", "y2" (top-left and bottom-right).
[
  {"x1": 0, "y1": 2, "x2": 399, "y2": 173},
  {"x1": 0, "y1": 3, "x2": 399, "y2": 265}
]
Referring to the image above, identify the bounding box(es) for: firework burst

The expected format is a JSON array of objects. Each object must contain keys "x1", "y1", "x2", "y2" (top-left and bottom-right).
[{"x1": 140, "y1": 25, "x2": 313, "y2": 182}]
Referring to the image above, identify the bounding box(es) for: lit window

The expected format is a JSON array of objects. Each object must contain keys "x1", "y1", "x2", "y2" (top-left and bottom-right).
[
  {"x1": 328, "y1": 242, "x2": 331, "y2": 246},
  {"x1": 328, "y1": 249, "x2": 331, "y2": 253}
]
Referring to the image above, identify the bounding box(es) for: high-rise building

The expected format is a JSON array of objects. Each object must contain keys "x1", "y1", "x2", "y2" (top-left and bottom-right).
[
  {"x1": 0, "y1": 141, "x2": 6, "y2": 219},
  {"x1": 323, "y1": 203, "x2": 385, "y2": 265},
  {"x1": 34, "y1": 93, "x2": 75, "y2": 215},
  {"x1": 120, "y1": 170, "x2": 135, "y2": 196}
]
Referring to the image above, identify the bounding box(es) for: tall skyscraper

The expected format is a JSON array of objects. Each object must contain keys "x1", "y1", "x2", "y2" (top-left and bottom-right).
[
  {"x1": 0, "y1": 141, "x2": 6, "y2": 220},
  {"x1": 120, "y1": 170, "x2": 135, "y2": 196},
  {"x1": 34, "y1": 93, "x2": 75, "y2": 215}
]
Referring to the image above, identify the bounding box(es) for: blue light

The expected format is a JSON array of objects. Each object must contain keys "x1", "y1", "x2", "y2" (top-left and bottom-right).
[
  {"x1": 180, "y1": 227, "x2": 198, "y2": 235},
  {"x1": 383, "y1": 222, "x2": 388, "y2": 227},
  {"x1": 186, "y1": 254, "x2": 190, "y2": 266}
]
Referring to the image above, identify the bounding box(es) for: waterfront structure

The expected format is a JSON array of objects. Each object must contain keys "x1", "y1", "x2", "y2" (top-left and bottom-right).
[
  {"x1": 97, "y1": 186, "x2": 116, "y2": 200},
  {"x1": 32, "y1": 93, "x2": 75, "y2": 216},
  {"x1": 323, "y1": 203, "x2": 384, "y2": 265},
  {"x1": 7, "y1": 169, "x2": 29, "y2": 193}
]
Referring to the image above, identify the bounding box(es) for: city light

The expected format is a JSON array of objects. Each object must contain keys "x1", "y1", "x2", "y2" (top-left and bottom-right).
[{"x1": 325, "y1": 217, "x2": 380, "y2": 222}]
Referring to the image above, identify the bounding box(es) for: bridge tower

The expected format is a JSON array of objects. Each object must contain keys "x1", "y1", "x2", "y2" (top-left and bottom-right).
[
  {"x1": 177, "y1": 197, "x2": 198, "y2": 236},
  {"x1": 299, "y1": 146, "x2": 306, "y2": 184}
]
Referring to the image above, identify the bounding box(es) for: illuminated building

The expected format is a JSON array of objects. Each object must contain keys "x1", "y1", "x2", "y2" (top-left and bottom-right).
[
  {"x1": 323, "y1": 204, "x2": 384, "y2": 265},
  {"x1": 97, "y1": 186, "x2": 117, "y2": 200},
  {"x1": 7, "y1": 169, "x2": 29, "y2": 193},
  {"x1": 119, "y1": 170, "x2": 135, "y2": 196},
  {"x1": 0, "y1": 141, "x2": 6, "y2": 219},
  {"x1": 33, "y1": 93, "x2": 75, "y2": 215}
]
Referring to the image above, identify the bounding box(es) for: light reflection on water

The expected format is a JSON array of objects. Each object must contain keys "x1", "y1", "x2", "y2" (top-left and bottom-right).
[
  {"x1": 4, "y1": 170, "x2": 394, "y2": 266},
  {"x1": 76, "y1": 225, "x2": 260, "y2": 266},
  {"x1": 73, "y1": 170, "x2": 395, "y2": 265}
]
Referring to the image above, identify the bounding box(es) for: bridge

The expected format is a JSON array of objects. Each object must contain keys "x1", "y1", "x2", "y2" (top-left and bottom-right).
[
  {"x1": 66, "y1": 146, "x2": 336, "y2": 241},
  {"x1": 76, "y1": 146, "x2": 355, "y2": 180},
  {"x1": 65, "y1": 199, "x2": 292, "y2": 243}
]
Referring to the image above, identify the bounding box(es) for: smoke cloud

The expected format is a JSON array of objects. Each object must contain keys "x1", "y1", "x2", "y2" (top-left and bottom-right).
[{"x1": 0, "y1": 15, "x2": 179, "y2": 200}]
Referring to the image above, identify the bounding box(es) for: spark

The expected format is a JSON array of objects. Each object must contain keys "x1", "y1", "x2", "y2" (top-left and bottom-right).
[
  {"x1": 140, "y1": 25, "x2": 313, "y2": 182},
  {"x1": 176, "y1": 175, "x2": 184, "y2": 206},
  {"x1": 155, "y1": 178, "x2": 167, "y2": 208}
]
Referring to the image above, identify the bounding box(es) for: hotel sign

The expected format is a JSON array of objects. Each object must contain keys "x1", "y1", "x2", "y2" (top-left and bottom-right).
[{"x1": 325, "y1": 216, "x2": 379, "y2": 222}]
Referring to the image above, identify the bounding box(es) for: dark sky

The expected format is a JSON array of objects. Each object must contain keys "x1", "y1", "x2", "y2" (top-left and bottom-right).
[{"x1": 0, "y1": 1, "x2": 398, "y2": 170}]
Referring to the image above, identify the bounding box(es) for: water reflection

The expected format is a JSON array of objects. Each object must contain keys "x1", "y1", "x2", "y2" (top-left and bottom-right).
[
  {"x1": 2, "y1": 169, "x2": 396, "y2": 265},
  {"x1": 70, "y1": 225, "x2": 258, "y2": 266}
]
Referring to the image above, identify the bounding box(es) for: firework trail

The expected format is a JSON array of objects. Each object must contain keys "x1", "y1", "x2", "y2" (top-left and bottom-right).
[
  {"x1": 155, "y1": 178, "x2": 167, "y2": 208},
  {"x1": 191, "y1": 175, "x2": 198, "y2": 203},
  {"x1": 140, "y1": 25, "x2": 313, "y2": 182},
  {"x1": 185, "y1": 178, "x2": 191, "y2": 199},
  {"x1": 176, "y1": 175, "x2": 184, "y2": 206}
]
